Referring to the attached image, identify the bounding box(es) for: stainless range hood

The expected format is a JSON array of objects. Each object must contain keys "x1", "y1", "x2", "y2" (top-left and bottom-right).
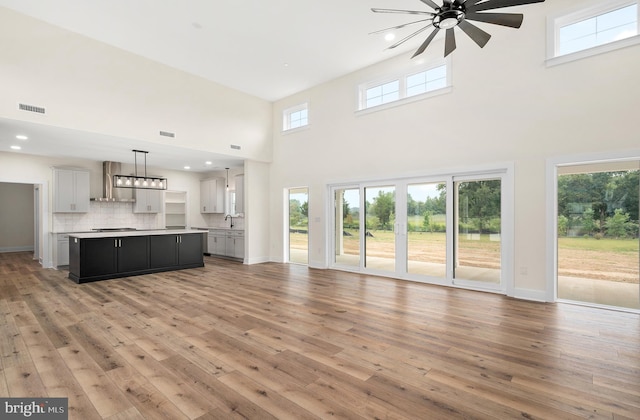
[{"x1": 91, "y1": 161, "x2": 135, "y2": 202}]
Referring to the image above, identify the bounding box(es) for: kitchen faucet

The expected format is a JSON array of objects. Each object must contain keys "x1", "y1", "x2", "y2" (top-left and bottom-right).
[{"x1": 224, "y1": 214, "x2": 234, "y2": 228}]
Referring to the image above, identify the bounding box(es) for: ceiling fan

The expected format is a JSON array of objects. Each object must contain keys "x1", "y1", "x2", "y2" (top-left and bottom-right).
[{"x1": 372, "y1": 0, "x2": 545, "y2": 58}]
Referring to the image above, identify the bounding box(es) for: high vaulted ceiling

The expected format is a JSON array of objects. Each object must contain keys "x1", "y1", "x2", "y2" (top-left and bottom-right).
[
  {"x1": 0, "y1": 0, "x2": 425, "y2": 102},
  {"x1": 0, "y1": 1, "x2": 546, "y2": 171}
]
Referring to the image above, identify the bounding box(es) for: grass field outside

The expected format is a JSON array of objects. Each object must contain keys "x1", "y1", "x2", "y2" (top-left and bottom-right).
[{"x1": 290, "y1": 226, "x2": 639, "y2": 285}]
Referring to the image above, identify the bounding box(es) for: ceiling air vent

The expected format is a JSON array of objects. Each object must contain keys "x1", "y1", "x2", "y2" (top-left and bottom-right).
[
  {"x1": 230, "y1": 144, "x2": 241, "y2": 150},
  {"x1": 18, "y1": 103, "x2": 46, "y2": 114},
  {"x1": 159, "y1": 131, "x2": 175, "y2": 138}
]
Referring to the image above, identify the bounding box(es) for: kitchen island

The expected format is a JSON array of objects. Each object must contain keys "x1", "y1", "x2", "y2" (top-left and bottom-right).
[{"x1": 68, "y1": 229, "x2": 205, "y2": 283}]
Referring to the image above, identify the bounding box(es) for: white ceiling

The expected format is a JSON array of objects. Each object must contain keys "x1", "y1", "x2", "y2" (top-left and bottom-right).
[
  {"x1": 0, "y1": 0, "x2": 419, "y2": 102},
  {"x1": 0, "y1": 0, "x2": 427, "y2": 171},
  {"x1": 0, "y1": 118, "x2": 242, "y2": 172}
]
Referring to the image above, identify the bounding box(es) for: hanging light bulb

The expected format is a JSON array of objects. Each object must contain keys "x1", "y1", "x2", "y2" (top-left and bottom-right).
[{"x1": 225, "y1": 168, "x2": 230, "y2": 191}]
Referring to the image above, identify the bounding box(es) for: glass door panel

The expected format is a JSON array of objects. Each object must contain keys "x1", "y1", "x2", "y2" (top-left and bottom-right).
[
  {"x1": 454, "y1": 179, "x2": 502, "y2": 283},
  {"x1": 364, "y1": 186, "x2": 395, "y2": 272},
  {"x1": 407, "y1": 182, "x2": 447, "y2": 277},
  {"x1": 557, "y1": 162, "x2": 639, "y2": 309},
  {"x1": 334, "y1": 188, "x2": 360, "y2": 267},
  {"x1": 288, "y1": 188, "x2": 308, "y2": 264}
]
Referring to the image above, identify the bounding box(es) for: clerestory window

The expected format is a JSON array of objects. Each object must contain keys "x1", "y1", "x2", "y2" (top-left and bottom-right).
[
  {"x1": 283, "y1": 103, "x2": 309, "y2": 132},
  {"x1": 548, "y1": 1, "x2": 639, "y2": 65},
  {"x1": 358, "y1": 60, "x2": 450, "y2": 112}
]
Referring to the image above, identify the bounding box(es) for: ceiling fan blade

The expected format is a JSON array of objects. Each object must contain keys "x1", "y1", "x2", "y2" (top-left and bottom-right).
[
  {"x1": 419, "y1": 0, "x2": 440, "y2": 10},
  {"x1": 468, "y1": 0, "x2": 545, "y2": 13},
  {"x1": 371, "y1": 8, "x2": 435, "y2": 16},
  {"x1": 387, "y1": 24, "x2": 434, "y2": 49},
  {"x1": 444, "y1": 28, "x2": 457, "y2": 57},
  {"x1": 369, "y1": 18, "x2": 433, "y2": 35},
  {"x1": 457, "y1": 20, "x2": 491, "y2": 48},
  {"x1": 465, "y1": 12, "x2": 524, "y2": 28},
  {"x1": 411, "y1": 28, "x2": 441, "y2": 58}
]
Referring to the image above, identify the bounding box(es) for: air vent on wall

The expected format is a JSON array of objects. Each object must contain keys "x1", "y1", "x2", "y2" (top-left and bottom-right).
[
  {"x1": 159, "y1": 130, "x2": 175, "y2": 138},
  {"x1": 230, "y1": 144, "x2": 241, "y2": 150},
  {"x1": 18, "y1": 103, "x2": 46, "y2": 114}
]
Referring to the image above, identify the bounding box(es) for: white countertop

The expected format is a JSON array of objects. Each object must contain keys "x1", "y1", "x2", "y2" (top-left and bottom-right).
[
  {"x1": 193, "y1": 226, "x2": 244, "y2": 231},
  {"x1": 68, "y1": 229, "x2": 206, "y2": 239}
]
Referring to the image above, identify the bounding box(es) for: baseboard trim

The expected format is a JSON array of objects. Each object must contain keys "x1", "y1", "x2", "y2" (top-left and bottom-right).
[{"x1": 0, "y1": 246, "x2": 34, "y2": 253}]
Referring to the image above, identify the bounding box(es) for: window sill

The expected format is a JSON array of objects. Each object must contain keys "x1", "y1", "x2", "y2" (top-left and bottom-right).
[
  {"x1": 355, "y1": 86, "x2": 453, "y2": 116},
  {"x1": 546, "y1": 34, "x2": 640, "y2": 67},
  {"x1": 282, "y1": 124, "x2": 310, "y2": 135}
]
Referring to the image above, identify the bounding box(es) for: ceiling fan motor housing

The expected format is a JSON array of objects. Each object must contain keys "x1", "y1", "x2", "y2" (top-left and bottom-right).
[{"x1": 434, "y1": 8, "x2": 465, "y2": 29}]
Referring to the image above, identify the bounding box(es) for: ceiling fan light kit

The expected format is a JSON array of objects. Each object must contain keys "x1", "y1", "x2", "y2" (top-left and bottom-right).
[{"x1": 372, "y1": 0, "x2": 545, "y2": 58}]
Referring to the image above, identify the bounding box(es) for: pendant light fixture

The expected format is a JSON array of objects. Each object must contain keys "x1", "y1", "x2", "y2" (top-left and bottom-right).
[
  {"x1": 225, "y1": 168, "x2": 230, "y2": 191},
  {"x1": 114, "y1": 149, "x2": 168, "y2": 190}
]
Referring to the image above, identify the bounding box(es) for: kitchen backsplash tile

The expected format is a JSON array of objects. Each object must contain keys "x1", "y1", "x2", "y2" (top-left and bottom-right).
[{"x1": 53, "y1": 202, "x2": 160, "y2": 232}]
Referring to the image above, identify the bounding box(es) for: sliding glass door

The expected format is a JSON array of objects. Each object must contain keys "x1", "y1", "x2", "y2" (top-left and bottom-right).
[
  {"x1": 331, "y1": 171, "x2": 509, "y2": 293},
  {"x1": 364, "y1": 185, "x2": 396, "y2": 273},
  {"x1": 288, "y1": 188, "x2": 308, "y2": 265},
  {"x1": 453, "y1": 177, "x2": 502, "y2": 285},
  {"x1": 334, "y1": 187, "x2": 360, "y2": 267},
  {"x1": 407, "y1": 182, "x2": 447, "y2": 278},
  {"x1": 556, "y1": 161, "x2": 639, "y2": 310}
]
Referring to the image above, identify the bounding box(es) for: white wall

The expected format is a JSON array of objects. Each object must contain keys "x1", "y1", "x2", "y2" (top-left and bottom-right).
[
  {"x1": 0, "y1": 182, "x2": 34, "y2": 252},
  {"x1": 269, "y1": 0, "x2": 640, "y2": 299},
  {"x1": 0, "y1": 6, "x2": 273, "y2": 162}
]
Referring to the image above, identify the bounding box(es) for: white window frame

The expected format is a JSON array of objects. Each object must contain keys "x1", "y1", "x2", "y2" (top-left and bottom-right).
[
  {"x1": 282, "y1": 102, "x2": 309, "y2": 132},
  {"x1": 356, "y1": 58, "x2": 452, "y2": 114},
  {"x1": 546, "y1": 0, "x2": 640, "y2": 67}
]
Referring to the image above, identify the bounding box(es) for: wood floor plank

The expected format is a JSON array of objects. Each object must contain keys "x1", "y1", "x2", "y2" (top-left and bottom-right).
[
  {"x1": 115, "y1": 343, "x2": 216, "y2": 419},
  {"x1": 158, "y1": 353, "x2": 279, "y2": 419},
  {"x1": 57, "y1": 345, "x2": 133, "y2": 418},
  {"x1": 216, "y1": 370, "x2": 320, "y2": 420},
  {"x1": 1, "y1": 252, "x2": 638, "y2": 419},
  {"x1": 106, "y1": 366, "x2": 188, "y2": 420}
]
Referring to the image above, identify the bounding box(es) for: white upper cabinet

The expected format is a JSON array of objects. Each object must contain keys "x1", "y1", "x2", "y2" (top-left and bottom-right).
[
  {"x1": 200, "y1": 177, "x2": 225, "y2": 213},
  {"x1": 53, "y1": 168, "x2": 90, "y2": 213},
  {"x1": 133, "y1": 189, "x2": 163, "y2": 213}
]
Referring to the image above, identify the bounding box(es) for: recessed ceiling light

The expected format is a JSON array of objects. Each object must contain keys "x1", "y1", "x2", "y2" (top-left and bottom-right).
[
  {"x1": 184, "y1": 166, "x2": 191, "y2": 170},
  {"x1": 16, "y1": 135, "x2": 28, "y2": 140},
  {"x1": 205, "y1": 161, "x2": 212, "y2": 165},
  {"x1": 385, "y1": 33, "x2": 396, "y2": 42},
  {"x1": 10, "y1": 145, "x2": 21, "y2": 150}
]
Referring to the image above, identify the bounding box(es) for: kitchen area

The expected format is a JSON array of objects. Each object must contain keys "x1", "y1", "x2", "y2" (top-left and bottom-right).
[{"x1": 46, "y1": 159, "x2": 246, "y2": 278}]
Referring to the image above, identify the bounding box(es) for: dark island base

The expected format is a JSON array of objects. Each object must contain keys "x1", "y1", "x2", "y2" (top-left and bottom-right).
[
  {"x1": 68, "y1": 232, "x2": 205, "y2": 284},
  {"x1": 68, "y1": 262, "x2": 205, "y2": 284}
]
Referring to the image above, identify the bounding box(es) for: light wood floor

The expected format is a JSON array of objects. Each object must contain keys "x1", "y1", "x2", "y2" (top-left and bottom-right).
[{"x1": 1, "y1": 252, "x2": 639, "y2": 419}]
